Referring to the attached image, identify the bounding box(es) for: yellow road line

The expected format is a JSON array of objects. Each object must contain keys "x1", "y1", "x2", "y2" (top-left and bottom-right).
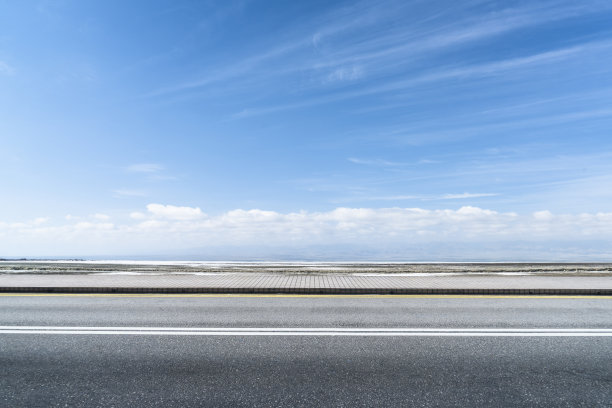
[{"x1": 0, "y1": 293, "x2": 610, "y2": 299}]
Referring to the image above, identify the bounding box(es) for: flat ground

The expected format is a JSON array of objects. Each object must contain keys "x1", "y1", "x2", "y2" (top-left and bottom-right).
[
  {"x1": 2, "y1": 261, "x2": 612, "y2": 275},
  {"x1": 0, "y1": 294, "x2": 611, "y2": 407}
]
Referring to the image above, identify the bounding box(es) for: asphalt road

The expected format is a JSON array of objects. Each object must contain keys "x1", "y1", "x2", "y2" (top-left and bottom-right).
[{"x1": 1, "y1": 294, "x2": 611, "y2": 407}]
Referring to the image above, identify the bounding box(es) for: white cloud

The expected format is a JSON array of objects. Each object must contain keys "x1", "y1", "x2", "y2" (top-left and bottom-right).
[
  {"x1": 93, "y1": 213, "x2": 110, "y2": 220},
  {"x1": 533, "y1": 210, "x2": 554, "y2": 220},
  {"x1": 32, "y1": 217, "x2": 49, "y2": 225},
  {"x1": 2, "y1": 206, "x2": 612, "y2": 259},
  {"x1": 74, "y1": 222, "x2": 114, "y2": 230},
  {"x1": 138, "y1": 220, "x2": 168, "y2": 229},
  {"x1": 146, "y1": 203, "x2": 205, "y2": 220},
  {"x1": 119, "y1": 205, "x2": 612, "y2": 244}
]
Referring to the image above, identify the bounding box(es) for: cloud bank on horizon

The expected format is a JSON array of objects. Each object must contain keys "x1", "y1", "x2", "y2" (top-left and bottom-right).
[
  {"x1": 1, "y1": 0, "x2": 612, "y2": 259},
  {"x1": 1, "y1": 204, "x2": 612, "y2": 260}
]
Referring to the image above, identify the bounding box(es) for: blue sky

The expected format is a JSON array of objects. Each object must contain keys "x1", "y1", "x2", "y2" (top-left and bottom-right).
[{"x1": 1, "y1": 0, "x2": 612, "y2": 259}]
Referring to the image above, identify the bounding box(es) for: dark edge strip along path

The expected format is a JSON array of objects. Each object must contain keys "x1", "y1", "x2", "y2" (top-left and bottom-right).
[{"x1": 1, "y1": 287, "x2": 611, "y2": 295}]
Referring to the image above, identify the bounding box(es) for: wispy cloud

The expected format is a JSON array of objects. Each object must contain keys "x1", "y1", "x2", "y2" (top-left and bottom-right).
[
  {"x1": 325, "y1": 66, "x2": 364, "y2": 83},
  {"x1": 348, "y1": 157, "x2": 439, "y2": 167},
  {"x1": 230, "y1": 39, "x2": 612, "y2": 118},
  {"x1": 440, "y1": 193, "x2": 499, "y2": 200},
  {"x1": 333, "y1": 102, "x2": 612, "y2": 148},
  {"x1": 353, "y1": 40, "x2": 612, "y2": 100},
  {"x1": 413, "y1": 42, "x2": 610, "y2": 82},
  {"x1": 144, "y1": 33, "x2": 314, "y2": 98},
  {"x1": 144, "y1": 0, "x2": 393, "y2": 97},
  {"x1": 316, "y1": 1, "x2": 612, "y2": 69},
  {"x1": 125, "y1": 163, "x2": 176, "y2": 181},
  {"x1": 348, "y1": 157, "x2": 410, "y2": 167},
  {"x1": 0, "y1": 61, "x2": 15, "y2": 75},
  {"x1": 146, "y1": 0, "x2": 612, "y2": 106},
  {"x1": 344, "y1": 193, "x2": 499, "y2": 201},
  {"x1": 127, "y1": 163, "x2": 164, "y2": 173},
  {"x1": 113, "y1": 189, "x2": 147, "y2": 197}
]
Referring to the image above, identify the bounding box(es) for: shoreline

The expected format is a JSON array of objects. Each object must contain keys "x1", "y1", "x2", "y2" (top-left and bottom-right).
[{"x1": 2, "y1": 260, "x2": 612, "y2": 276}]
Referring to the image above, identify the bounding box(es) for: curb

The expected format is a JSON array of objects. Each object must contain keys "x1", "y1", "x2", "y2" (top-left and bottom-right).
[{"x1": 1, "y1": 287, "x2": 611, "y2": 295}]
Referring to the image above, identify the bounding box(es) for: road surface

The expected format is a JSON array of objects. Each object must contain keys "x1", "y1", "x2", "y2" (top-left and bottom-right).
[{"x1": 1, "y1": 293, "x2": 611, "y2": 407}]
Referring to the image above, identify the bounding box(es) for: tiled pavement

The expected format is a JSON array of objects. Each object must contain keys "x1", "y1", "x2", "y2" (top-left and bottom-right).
[{"x1": 1, "y1": 274, "x2": 611, "y2": 295}]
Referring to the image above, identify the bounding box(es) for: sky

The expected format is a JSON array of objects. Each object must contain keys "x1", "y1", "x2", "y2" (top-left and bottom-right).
[{"x1": 1, "y1": 0, "x2": 612, "y2": 260}]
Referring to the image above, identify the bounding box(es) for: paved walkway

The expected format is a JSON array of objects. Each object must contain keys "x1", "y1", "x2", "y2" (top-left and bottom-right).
[{"x1": 1, "y1": 274, "x2": 611, "y2": 295}]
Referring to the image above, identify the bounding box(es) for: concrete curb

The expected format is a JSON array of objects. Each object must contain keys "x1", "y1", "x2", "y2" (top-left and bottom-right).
[{"x1": 1, "y1": 287, "x2": 611, "y2": 295}]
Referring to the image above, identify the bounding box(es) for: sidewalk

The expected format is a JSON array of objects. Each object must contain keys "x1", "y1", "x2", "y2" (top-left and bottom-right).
[{"x1": 1, "y1": 274, "x2": 611, "y2": 295}]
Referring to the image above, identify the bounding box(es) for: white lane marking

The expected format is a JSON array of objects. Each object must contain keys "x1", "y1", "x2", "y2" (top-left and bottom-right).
[
  {"x1": 2, "y1": 326, "x2": 612, "y2": 332},
  {"x1": 0, "y1": 327, "x2": 611, "y2": 336}
]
